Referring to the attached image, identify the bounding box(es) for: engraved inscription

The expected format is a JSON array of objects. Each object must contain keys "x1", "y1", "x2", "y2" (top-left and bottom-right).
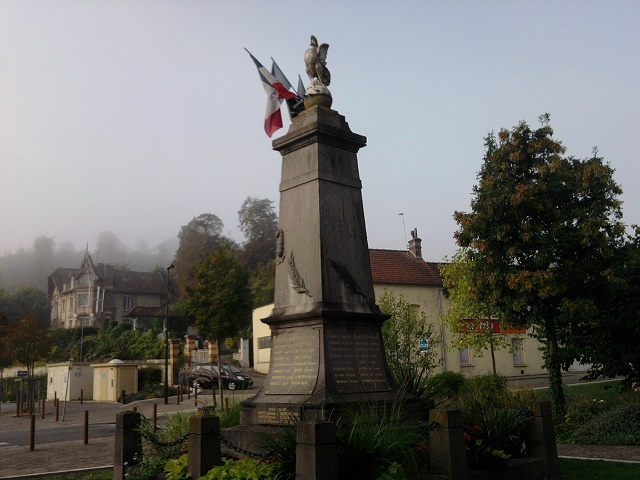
[
  {"x1": 266, "y1": 328, "x2": 319, "y2": 395},
  {"x1": 257, "y1": 406, "x2": 301, "y2": 425},
  {"x1": 327, "y1": 328, "x2": 391, "y2": 393}
]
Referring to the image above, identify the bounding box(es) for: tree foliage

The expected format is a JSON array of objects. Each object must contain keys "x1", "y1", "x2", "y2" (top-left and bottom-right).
[
  {"x1": 47, "y1": 323, "x2": 168, "y2": 363},
  {"x1": 575, "y1": 226, "x2": 640, "y2": 384},
  {"x1": 379, "y1": 290, "x2": 440, "y2": 392},
  {"x1": 454, "y1": 114, "x2": 625, "y2": 418},
  {"x1": 440, "y1": 248, "x2": 512, "y2": 374},
  {"x1": 174, "y1": 213, "x2": 229, "y2": 297},
  {"x1": 238, "y1": 197, "x2": 278, "y2": 271},
  {"x1": 4, "y1": 316, "x2": 52, "y2": 377},
  {"x1": 185, "y1": 242, "x2": 253, "y2": 343},
  {"x1": 0, "y1": 286, "x2": 50, "y2": 328},
  {"x1": 250, "y1": 259, "x2": 275, "y2": 307}
]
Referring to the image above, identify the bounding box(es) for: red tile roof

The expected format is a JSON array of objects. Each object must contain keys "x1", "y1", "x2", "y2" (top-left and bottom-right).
[{"x1": 369, "y1": 249, "x2": 443, "y2": 287}]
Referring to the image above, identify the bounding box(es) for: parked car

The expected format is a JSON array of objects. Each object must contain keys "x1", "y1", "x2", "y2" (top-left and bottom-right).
[{"x1": 189, "y1": 363, "x2": 253, "y2": 390}]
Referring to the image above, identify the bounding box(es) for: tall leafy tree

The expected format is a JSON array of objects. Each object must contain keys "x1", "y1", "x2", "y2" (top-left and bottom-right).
[
  {"x1": 174, "y1": 213, "x2": 227, "y2": 297},
  {"x1": 454, "y1": 115, "x2": 625, "y2": 418},
  {"x1": 0, "y1": 308, "x2": 12, "y2": 377},
  {"x1": 440, "y1": 248, "x2": 512, "y2": 375},
  {"x1": 6, "y1": 316, "x2": 52, "y2": 378},
  {"x1": 0, "y1": 286, "x2": 50, "y2": 328},
  {"x1": 238, "y1": 197, "x2": 277, "y2": 271},
  {"x1": 250, "y1": 259, "x2": 275, "y2": 307},
  {"x1": 94, "y1": 230, "x2": 128, "y2": 263},
  {"x1": 185, "y1": 243, "x2": 253, "y2": 340},
  {"x1": 575, "y1": 226, "x2": 640, "y2": 384},
  {"x1": 185, "y1": 243, "x2": 253, "y2": 395}
]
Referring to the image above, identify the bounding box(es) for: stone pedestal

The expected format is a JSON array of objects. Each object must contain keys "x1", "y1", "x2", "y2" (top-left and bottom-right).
[{"x1": 240, "y1": 106, "x2": 404, "y2": 426}]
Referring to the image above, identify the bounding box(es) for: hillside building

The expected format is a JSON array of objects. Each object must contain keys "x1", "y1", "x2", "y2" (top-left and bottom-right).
[{"x1": 48, "y1": 250, "x2": 166, "y2": 329}]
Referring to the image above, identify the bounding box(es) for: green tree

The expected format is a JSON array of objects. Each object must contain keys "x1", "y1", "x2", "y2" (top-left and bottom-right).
[
  {"x1": 6, "y1": 316, "x2": 52, "y2": 377},
  {"x1": 0, "y1": 286, "x2": 50, "y2": 328},
  {"x1": 379, "y1": 290, "x2": 440, "y2": 396},
  {"x1": 576, "y1": 226, "x2": 640, "y2": 384},
  {"x1": 250, "y1": 259, "x2": 275, "y2": 307},
  {"x1": 185, "y1": 243, "x2": 253, "y2": 395},
  {"x1": 0, "y1": 309, "x2": 12, "y2": 375},
  {"x1": 440, "y1": 248, "x2": 512, "y2": 375},
  {"x1": 238, "y1": 197, "x2": 278, "y2": 271},
  {"x1": 186, "y1": 243, "x2": 253, "y2": 341},
  {"x1": 174, "y1": 213, "x2": 228, "y2": 298},
  {"x1": 454, "y1": 114, "x2": 625, "y2": 418}
]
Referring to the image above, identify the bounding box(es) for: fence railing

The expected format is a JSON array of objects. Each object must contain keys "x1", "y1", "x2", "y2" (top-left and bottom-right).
[{"x1": 114, "y1": 400, "x2": 559, "y2": 480}]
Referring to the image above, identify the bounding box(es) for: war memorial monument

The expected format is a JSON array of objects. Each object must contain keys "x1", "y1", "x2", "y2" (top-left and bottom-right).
[{"x1": 235, "y1": 37, "x2": 410, "y2": 435}]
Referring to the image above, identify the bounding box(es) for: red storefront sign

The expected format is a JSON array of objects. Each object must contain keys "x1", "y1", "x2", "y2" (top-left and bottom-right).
[{"x1": 461, "y1": 319, "x2": 526, "y2": 334}]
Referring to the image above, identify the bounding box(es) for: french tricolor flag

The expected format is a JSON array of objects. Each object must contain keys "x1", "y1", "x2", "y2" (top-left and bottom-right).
[{"x1": 245, "y1": 49, "x2": 297, "y2": 137}]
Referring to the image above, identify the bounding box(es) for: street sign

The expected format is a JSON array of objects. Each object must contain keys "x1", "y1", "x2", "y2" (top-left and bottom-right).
[{"x1": 419, "y1": 340, "x2": 428, "y2": 353}]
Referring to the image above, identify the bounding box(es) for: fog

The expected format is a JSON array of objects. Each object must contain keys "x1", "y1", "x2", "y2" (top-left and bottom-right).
[{"x1": 0, "y1": 232, "x2": 178, "y2": 293}]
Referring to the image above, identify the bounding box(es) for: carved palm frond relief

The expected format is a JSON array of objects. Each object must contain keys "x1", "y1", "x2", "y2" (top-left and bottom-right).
[{"x1": 288, "y1": 251, "x2": 311, "y2": 297}]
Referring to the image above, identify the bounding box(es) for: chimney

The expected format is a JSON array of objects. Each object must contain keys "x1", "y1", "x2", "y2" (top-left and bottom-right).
[{"x1": 408, "y1": 228, "x2": 422, "y2": 259}]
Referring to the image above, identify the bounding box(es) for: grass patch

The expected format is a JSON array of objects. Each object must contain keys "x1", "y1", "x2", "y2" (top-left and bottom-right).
[
  {"x1": 534, "y1": 380, "x2": 625, "y2": 404},
  {"x1": 559, "y1": 458, "x2": 640, "y2": 480}
]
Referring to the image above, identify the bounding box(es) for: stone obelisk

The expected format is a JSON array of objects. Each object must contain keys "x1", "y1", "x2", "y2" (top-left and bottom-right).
[{"x1": 240, "y1": 104, "x2": 405, "y2": 426}]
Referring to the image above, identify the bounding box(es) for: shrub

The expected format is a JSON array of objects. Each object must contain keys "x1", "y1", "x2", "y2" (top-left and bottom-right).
[
  {"x1": 138, "y1": 366, "x2": 162, "y2": 391},
  {"x1": 165, "y1": 456, "x2": 284, "y2": 480},
  {"x1": 573, "y1": 401, "x2": 640, "y2": 446},
  {"x1": 164, "y1": 454, "x2": 191, "y2": 480},
  {"x1": 201, "y1": 457, "x2": 283, "y2": 480},
  {"x1": 422, "y1": 371, "x2": 466, "y2": 408},
  {"x1": 128, "y1": 411, "x2": 193, "y2": 480},
  {"x1": 456, "y1": 374, "x2": 533, "y2": 470},
  {"x1": 218, "y1": 400, "x2": 242, "y2": 428},
  {"x1": 257, "y1": 424, "x2": 297, "y2": 480},
  {"x1": 333, "y1": 400, "x2": 429, "y2": 480},
  {"x1": 555, "y1": 397, "x2": 610, "y2": 443}
]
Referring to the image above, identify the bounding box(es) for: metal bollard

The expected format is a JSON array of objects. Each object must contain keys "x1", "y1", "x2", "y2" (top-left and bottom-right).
[
  {"x1": 30, "y1": 414, "x2": 36, "y2": 451},
  {"x1": 83, "y1": 410, "x2": 89, "y2": 445},
  {"x1": 153, "y1": 403, "x2": 158, "y2": 430}
]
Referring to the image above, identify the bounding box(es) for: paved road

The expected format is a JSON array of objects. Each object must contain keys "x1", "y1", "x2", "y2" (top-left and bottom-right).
[{"x1": 0, "y1": 423, "x2": 115, "y2": 447}]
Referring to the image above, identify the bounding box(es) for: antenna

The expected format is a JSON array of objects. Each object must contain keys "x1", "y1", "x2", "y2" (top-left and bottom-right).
[{"x1": 399, "y1": 213, "x2": 408, "y2": 251}]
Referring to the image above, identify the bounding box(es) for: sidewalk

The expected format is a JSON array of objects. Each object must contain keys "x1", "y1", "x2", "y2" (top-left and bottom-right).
[
  {"x1": 557, "y1": 443, "x2": 640, "y2": 463},
  {"x1": 0, "y1": 392, "x2": 244, "y2": 479},
  {"x1": 2, "y1": 396, "x2": 640, "y2": 478}
]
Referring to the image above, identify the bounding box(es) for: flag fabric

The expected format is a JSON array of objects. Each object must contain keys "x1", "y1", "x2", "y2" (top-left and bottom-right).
[
  {"x1": 271, "y1": 58, "x2": 294, "y2": 92},
  {"x1": 271, "y1": 58, "x2": 305, "y2": 119},
  {"x1": 297, "y1": 75, "x2": 305, "y2": 98},
  {"x1": 245, "y1": 49, "x2": 296, "y2": 137}
]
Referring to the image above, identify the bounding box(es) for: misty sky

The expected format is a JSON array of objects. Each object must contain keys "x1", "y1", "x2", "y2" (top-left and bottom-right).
[{"x1": 1, "y1": 1, "x2": 638, "y2": 262}]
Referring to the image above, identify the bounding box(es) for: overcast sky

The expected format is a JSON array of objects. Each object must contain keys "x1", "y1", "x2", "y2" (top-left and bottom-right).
[{"x1": 1, "y1": 1, "x2": 638, "y2": 262}]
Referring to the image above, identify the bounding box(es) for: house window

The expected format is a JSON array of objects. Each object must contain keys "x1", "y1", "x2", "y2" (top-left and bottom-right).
[
  {"x1": 459, "y1": 347, "x2": 472, "y2": 366},
  {"x1": 78, "y1": 293, "x2": 89, "y2": 307},
  {"x1": 79, "y1": 316, "x2": 91, "y2": 327},
  {"x1": 123, "y1": 296, "x2": 134, "y2": 310},
  {"x1": 258, "y1": 336, "x2": 272, "y2": 349},
  {"x1": 512, "y1": 338, "x2": 525, "y2": 365}
]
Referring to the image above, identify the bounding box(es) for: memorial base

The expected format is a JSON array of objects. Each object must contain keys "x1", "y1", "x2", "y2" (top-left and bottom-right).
[{"x1": 239, "y1": 313, "x2": 415, "y2": 428}]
